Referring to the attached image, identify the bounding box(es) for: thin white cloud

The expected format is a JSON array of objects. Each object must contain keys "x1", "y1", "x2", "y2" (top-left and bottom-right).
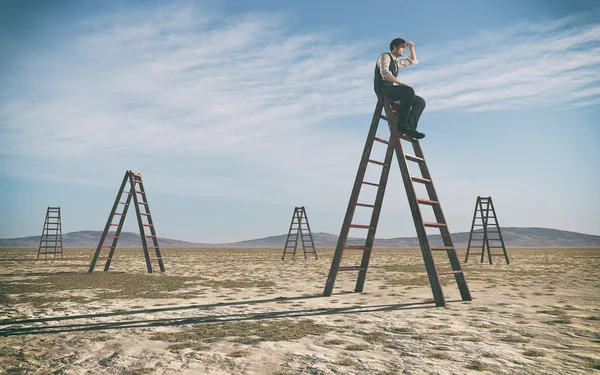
[{"x1": 0, "y1": 3, "x2": 598, "y2": 210}]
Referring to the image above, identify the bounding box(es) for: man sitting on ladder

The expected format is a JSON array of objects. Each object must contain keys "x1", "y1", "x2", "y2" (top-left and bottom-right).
[{"x1": 374, "y1": 38, "x2": 426, "y2": 139}]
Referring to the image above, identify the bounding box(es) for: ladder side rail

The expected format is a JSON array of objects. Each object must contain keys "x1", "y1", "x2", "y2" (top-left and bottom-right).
[
  {"x1": 385, "y1": 98, "x2": 445, "y2": 307},
  {"x1": 37, "y1": 207, "x2": 50, "y2": 260},
  {"x1": 411, "y1": 141, "x2": 471, "y2": 301},
  {"x1": 104, "y1": 190, "x2": 133, "y2": 271},
  {"x1": 482, "y1": 198, "x2": 493, "y2": 264},
  {"x1": 464, "y1": 196, "x2": 481, "y2": 263},
  {"x1": 129, "y1": 172, "x2": 153, "y2": 273},
  {"x1": 301, "y1": 206, "x2": 319, "y2": 260},
  {"x1": 324, "y1": 98, "x2": 384, "y2": 296},
  {"x1": 134, "y1": 175, "x2": 165, "y2": 272},
  {"x1": 478, "y1": 199, "x2": 488, "y2": 263},
  {"x1": 58, "y1": 208, "x2": 63, "y2": 258},
  {"x1": 355, "y1": 132, "x2": 395, "y2": 292},
  {"x1": 489, "y1": 197, "x2": 510, "y2": 264},
  {"x1": 297, "y1": 208, "x2": 308, "y2": 260},
  {"x1": 282, "y1": 207, "x2": 299, "y2": 260},
  {"x1": 89, "y1": 171, "x2": 130, "y2": 273}
]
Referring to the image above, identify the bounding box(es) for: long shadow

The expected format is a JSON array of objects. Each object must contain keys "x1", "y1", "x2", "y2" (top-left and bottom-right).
[
  {"x1": 0, "y1": 299, "x2": 448, "y2": 337},
  {"x1": 0, "y1": 294, "x2": 325, "y2": 326}
]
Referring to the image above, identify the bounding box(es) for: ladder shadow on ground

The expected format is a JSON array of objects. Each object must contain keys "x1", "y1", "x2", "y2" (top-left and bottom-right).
[{"x1": 0, "y1": 295, "x2": 461, "y2": 337}]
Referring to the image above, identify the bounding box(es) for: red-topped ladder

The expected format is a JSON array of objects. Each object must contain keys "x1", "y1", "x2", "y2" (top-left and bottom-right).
[
  {"x1": 323, "y1": 97, "x2": 472, "y2": 307},
  {"x1": 88, "y1": 170, "x2": 165, "y2": 273},
  {"x1": 282, "y1": 206, "x2": 318, "y2": 260},
  {"x1": 465, "y1": 196, "x2": 509, "y2": 264}
]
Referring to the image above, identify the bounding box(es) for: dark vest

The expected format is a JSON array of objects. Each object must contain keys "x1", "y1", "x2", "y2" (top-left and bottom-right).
[{"x1": 374, "y1": 53, "x2": 397, "y2": 95}]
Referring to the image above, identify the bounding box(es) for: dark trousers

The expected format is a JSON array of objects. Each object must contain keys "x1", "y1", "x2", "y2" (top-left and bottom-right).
[{"x1": 377, "y1": 85, "x2": 426, "y2": 130}]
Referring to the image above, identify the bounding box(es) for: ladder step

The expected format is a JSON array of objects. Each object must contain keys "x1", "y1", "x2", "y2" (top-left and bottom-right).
[
  {"x1": 106, "y1": 235, "x2": 119, "y2": 238},
  {"x1": 437, "y1": 270, "x2": 463, "y2": 276},
  {"x1": 405, "y1": 154, "x2": 424, "y2": 163},
  {"x1": 142, "y1": 224, "x2": 153, "y2": 227},
  {"x1": 423, "y1": 222, "x2": 447, "y2": 228},
  {"x1": 489, "y1": 246, "x2": 505, "y2": 248},
  {"x1": 344, "y1": 246, "x2": 368, "y2": 250},
  {"x1": 373, "y1": 136, "x2": 390, "y2": 145},
  {"x1": 368, "y1": 159, "x2": 387, "y2": 166},
  {"x1": 118, "y1": 202, "x2": 128, "y2": 205},
  {"x1": 110, "y1": 224, "x2": 121, "y2": 226},
  {"x1": 114, "y1": 213, "x2": 124, "y2": 216},
  {"x1": 101, "y1": 245, "x2": 115, "y2": 248},
  {"x1": 430, "y1": 246, "x2": 454, "y2": 251},
  {"x1": 411, "y1": 176, "x2": 431, "y2": 184},
  {"x1": 380, "y1": 115, "x2": 388, "y2": 121},
  {"x1": 356, "y1": 203, "x2": 376, "y2": 208},
  {"x1": 339, "y1": 266, "x2": 367, "y2": 271},
  {"x1": 349, "y1": 224, "x2": 375, "y2": 229},
  {"x1": 138, "y1": 202, "x2": 148, "y2": 205},
  {"x1": 417, "y1": 199, "x2": 439, "y2": 206},
  {"x1": 135, "y1": 190, "x2": 145, "y2": 194},
  {"x1": 123, "y1": 190, "x2": 132, "y2": 194},
  {"x1": 362, "y1": 181, "x2": 380, "y2": 187},
  {"x1": 141, "y1": 213, "x2": 150, "y2": 216},
  {"x1": 133, "y1": 173, "x2": 142, "y2": 177},
  {"x1": 145, "y1": 235, "x2": 156, "y2": 238}
]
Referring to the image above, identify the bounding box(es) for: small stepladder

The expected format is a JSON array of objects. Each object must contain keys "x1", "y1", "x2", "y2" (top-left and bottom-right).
[
  {"x1": 282, "y1": 206, "x2": 318, "y2": 260},
  {"x1": 465, "y1": 196, "x2": 509, "y2": 264},
  {"x1": 323, "y1": 97, "x2": 472, "y2": 307},
  {"x1": 88, "y1": 170, "x2": 165, "y2": 273},
  {"x1": 37, "y1": 206, "x2": 63, "y2": 260}
]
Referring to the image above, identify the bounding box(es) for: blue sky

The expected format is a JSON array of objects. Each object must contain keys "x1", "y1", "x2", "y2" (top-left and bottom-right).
[{"x1": 1, "y1": 0, "x2": 599, "y2": 242}]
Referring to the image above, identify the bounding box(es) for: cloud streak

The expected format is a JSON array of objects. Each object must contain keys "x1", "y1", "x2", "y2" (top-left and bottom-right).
[{"x1": 0, "y1": 3, "x2": 598, "y2": 207}]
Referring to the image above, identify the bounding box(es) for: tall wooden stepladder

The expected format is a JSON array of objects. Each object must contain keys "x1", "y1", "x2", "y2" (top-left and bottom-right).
[
  {"x1": 323, "y1": 97, "x2": 471, "y2": 307},
  {"x1": 37, "y1": 206, "x2": 63, "y2": 260},
  {"x1": 464, "y1": 196, "x2": 509, "y2": 264},
  {"x1": 282, "y1": 206, "x2": 318, "y2": 260},
  {"x1": 88, "y1": 171, "x2": 165, "y2": 273}
]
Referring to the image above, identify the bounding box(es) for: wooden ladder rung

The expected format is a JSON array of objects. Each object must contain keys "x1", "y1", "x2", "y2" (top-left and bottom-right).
[
  {"x1": 417, "y1": 199, "x2": 439, "y2": 206},
  {"x1": 344, "y1": 246, "x2": 368, "y2": 250},
  {"x1": 362, "y1": 181, "x2": 380, "y2": 187},
  {"x1": 411, "y1": 176, "x2": 431, "y2": 184},
  {"x1": 373, "y1": 136, "x2": 390, "y2": 145},
  {"x1": 368, "y1": 159, "x2": 386, "y2": 166},
  {"x1": 405, "y1": 154, "x2": 424, "y2": 163},
  {"x1": 430, "y1": 246, "x2": 454, "y2": 251},
  {"x1": 339, "y1": 266, "x2": 366, "y2": 271},
  {"x1": 97, "y1": 257, "x2": 113, "y2": 261},
  {"x1": 356, "y1": 203, "x2": 376, "y2": 208},
  {"x1": 349, "y1": 224, "x2": 375, "y2": 229},
  {"x1": 437, "y1": 270, "x2": 463, "y2": 275},
  {"x1": 424, "y1": 222, "x2": 447, "y2": 228}
]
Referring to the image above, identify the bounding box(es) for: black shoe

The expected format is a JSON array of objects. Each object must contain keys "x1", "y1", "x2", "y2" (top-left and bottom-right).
[{"x1": 407, "y1": 128, "x2": 425, "y2": 139}]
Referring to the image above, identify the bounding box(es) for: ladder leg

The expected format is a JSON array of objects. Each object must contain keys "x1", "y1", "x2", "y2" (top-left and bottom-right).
[
  {"x1": 282, "y1": 208, "x2": 298, "y2": 260},
  {"x1": 324, "y1": 99, "x2": 384, "y2": 296},
  {"x1": 464, "y1": 196, "x2": 480, "y2": 263},
  {"x1": 130, "y1": 173, "x2": 153, "y2": 273},
  {"x1": 355, "y1": 136, "x2": 395, "y2": 292},
  {"x1": 89, "y1": 172, "x2": 130, "y2": 273}
]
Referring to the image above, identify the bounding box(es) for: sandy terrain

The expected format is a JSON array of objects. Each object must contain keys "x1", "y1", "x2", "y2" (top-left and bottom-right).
[{"x1": 1, "y1": 247, "x2": 599, "y2": 375}]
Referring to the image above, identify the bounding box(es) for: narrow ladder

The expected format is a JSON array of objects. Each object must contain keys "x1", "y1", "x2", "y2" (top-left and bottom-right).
[
  {"x1": 323, "y1": 97, "x2": 471, "y2": 307},
  {"x1": 465, "y1": 196, "x2": 509, "y2": 264},
  {"x1": 36, "y1": 206, "x2": 63, "y2": 260},
  {"x1": 282, "y1": 206, "x2": 318, "y2": 260},
  {"x1": 88, "y1": 170, "x2": 165, "y2": 273}
]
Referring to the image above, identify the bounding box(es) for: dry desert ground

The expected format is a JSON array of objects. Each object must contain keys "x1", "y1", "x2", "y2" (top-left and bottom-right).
[{"x1": 1, "y1": 247, "x2": 599, "y2": 375}]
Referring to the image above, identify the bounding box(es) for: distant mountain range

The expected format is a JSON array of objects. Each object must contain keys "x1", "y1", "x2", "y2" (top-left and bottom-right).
[{"x1": 1, "y1": 227, "x2": 599, "y2": 248}]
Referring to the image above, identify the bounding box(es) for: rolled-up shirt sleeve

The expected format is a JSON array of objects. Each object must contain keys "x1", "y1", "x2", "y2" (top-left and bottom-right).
[
  {"x1": 398, "y1": 58, "x2": 418, "y2": 67},
  {"x1": 377, "y1": 53, "x2": 392, "y2": 77}
]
